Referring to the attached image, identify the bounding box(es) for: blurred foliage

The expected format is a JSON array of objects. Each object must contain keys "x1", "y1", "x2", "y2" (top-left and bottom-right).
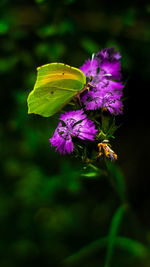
[{"x1": 1, "y1": 0, "x2": 150, "y2": 266}]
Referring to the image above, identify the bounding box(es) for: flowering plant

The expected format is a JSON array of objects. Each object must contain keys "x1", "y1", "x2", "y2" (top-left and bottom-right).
[
  {"x1": 49, "y1": 47, "x2": 124, "y2": 162},
  {"x1": 26, "y1": 47, "x2": 149, "y2": 267}
]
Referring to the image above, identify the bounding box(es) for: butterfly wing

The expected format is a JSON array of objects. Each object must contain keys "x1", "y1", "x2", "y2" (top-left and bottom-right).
[{"x1": 27, "y1": 63, "x2": 86, "y2": 117}]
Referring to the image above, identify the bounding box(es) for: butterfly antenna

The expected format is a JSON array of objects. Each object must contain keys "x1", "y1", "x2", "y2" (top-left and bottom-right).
[
  {"x1": 90, "y1": 53, "x2": 95, "y2": 69},
  {"x1": 91, "y1": 53, "x2": 95, "y2": 62}
]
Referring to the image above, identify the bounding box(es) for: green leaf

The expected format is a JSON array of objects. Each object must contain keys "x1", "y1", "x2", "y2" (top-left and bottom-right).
[
  {"x1": 62, "y1": 235, "x2": 148, "y2": 266},
  {"x1": 63, "y1": 237, "x2": 108, "y2": 266},
  {"x1": 27, "y1": 63, "x2": 86, "y2": 117},
  {"x1": 116, "y1": 236, "x2": 149, "y2": 258},
  {"x1": 104, "y1": 205, "x2": 125, "y2": 267},
  {"x1": 81, "y1": 172, "x2": 98, "y2": 178}
]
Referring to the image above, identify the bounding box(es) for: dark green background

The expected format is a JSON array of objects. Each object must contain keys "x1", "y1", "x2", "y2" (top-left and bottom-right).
[{"x1": 1, "y1": 0, "x2": 150, "y2": 266}]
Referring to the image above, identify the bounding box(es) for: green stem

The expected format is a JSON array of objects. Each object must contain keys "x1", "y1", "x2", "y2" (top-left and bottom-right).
[{"x1": 101, "y1": 110, "x2": 110, "y2": 133}]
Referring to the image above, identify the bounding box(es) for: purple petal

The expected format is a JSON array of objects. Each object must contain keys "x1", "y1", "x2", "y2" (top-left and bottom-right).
[
  {"x1": 60, "y1": 110, "x2": 86, "y2": 126},
  {"x1": 97, "y1": 47, "x2": 121, "y2": 63},
  {"x1": 98, "y1": 80, "x2": 124, "y2": 96},
  {"x1": 100, "y1": 61, "x2": 122, "y2": 81},
  {"x1": 81, "y1": 89, "x2": 102, "y2": 110},
  {"x1": 81, "y1": 79, "x2": 124, "y2": 114},
  {"x1": 49, "y1": 123, "x2": 74, "y2": 154},
  {"x1": 72, "y1": 118, "x2": 98, "y2": 141},
  {"x1": 80, "y1": 58, "x2": 98, "y2": 77},
  {"x1": 106, "y1": 99, "x2": 123, "y2": 115}
]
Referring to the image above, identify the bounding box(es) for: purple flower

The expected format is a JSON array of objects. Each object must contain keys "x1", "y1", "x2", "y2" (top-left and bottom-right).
[
  {"x1": 80, "y1": 47, "x2": 124, "y2": 115},
  {"x1": 49, "y1": 110, "x2": 97, "y2": 154}
]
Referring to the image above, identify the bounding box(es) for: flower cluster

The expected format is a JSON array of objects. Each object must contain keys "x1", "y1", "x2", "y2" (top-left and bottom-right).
[
  {"x1": 80, "y1": 47, "x2": 124, "y2": 115},
  {"x1": 49, "y1": 47, "x2": 124, "y2": 157}
]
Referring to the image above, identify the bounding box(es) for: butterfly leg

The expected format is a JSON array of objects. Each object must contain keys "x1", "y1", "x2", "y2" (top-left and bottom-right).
[{"x1": 73, "y1": 95, "x2": 82, "y2": 107}]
